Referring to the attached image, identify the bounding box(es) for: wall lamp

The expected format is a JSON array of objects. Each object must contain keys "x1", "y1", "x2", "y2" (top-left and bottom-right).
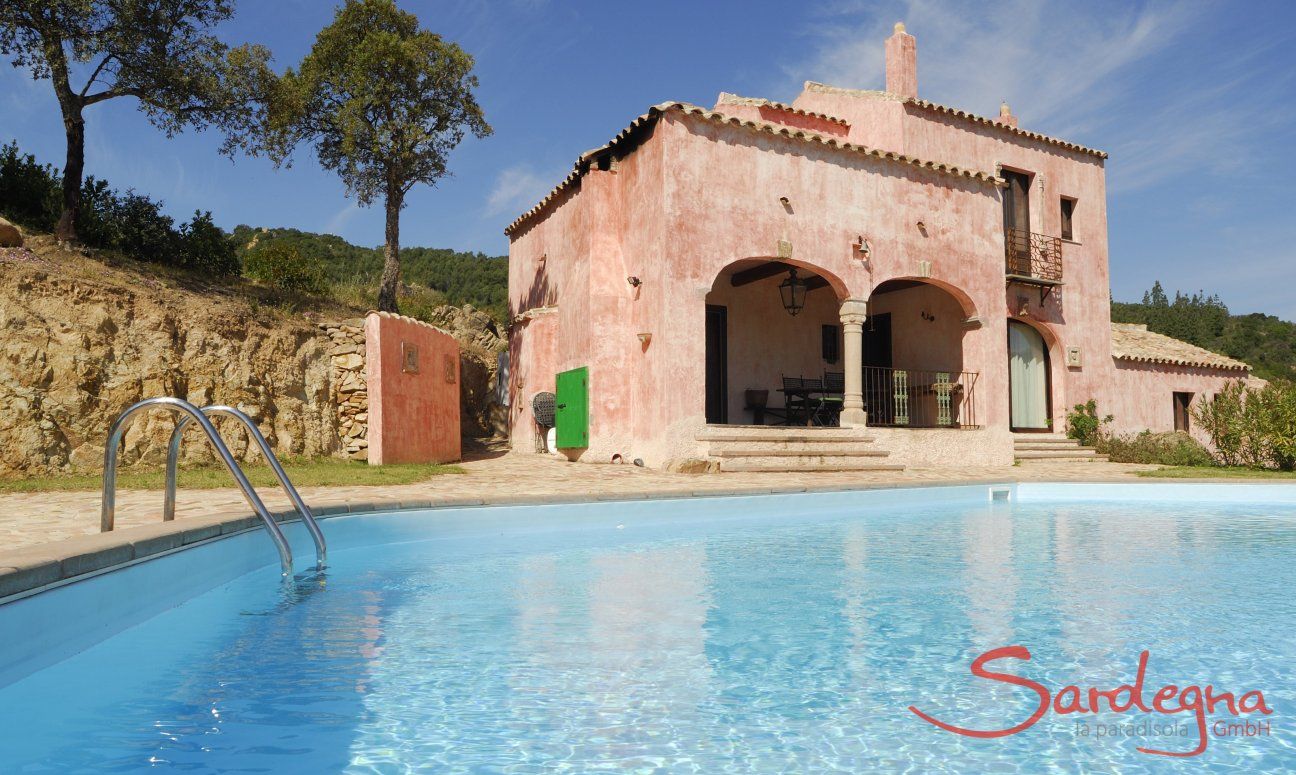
[{"x1": 627, "y1": 276, "x2": 642, "y2": 287}]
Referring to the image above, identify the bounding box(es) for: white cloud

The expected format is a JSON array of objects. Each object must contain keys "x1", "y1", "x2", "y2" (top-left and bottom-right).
[
  {"x1": 325, "y1": 202, "x2": 362, "y2": 235},
  {"x1": 485, "y1": 163, "x2": 555, "y2": 217},
  {"x1": 784, "y1": 1, "x2": 1286, "y2": 192}
]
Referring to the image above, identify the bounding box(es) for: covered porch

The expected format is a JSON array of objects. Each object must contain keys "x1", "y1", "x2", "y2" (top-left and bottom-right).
[{"x1": 704, "y1": 261, "x2": 979, "y2": 430}]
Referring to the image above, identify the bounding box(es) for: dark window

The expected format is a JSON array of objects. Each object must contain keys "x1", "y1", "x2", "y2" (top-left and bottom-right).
[
  {"x1": 705, "y1": 305, "x2": 728, "y2": 424},
  {"x1": 1060, "y1": 197, "x2": 1076, "y2": 241},
  {"x1": 822, "y1": 324, "x2": 841, "y2": 363},
  {"x1": 1002, "y1": 169, "x2": 1032, "y2": 233},
  {"x1": 1173, "y1": 392, "x2": 1193, "y2": 432}
]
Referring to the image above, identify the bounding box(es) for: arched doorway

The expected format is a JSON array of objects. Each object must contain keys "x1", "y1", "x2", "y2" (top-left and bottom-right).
[
  {"x1": 863, "y1": 278, "x2": 978, "y2": 427},
  {"x1": 1008, "y1": 320, "x2": 1052, "y2": 431},
  {"x1": 705, "y1": 259, "x2": 847, "y2": 425}
]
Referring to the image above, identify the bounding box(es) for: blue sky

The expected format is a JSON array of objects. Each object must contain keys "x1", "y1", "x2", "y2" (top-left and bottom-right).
[{"x1": 2, "y1": 0, "x2": 1294, "y2": 317}]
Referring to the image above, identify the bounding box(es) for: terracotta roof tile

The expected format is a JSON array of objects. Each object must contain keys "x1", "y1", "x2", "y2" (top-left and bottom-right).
[
  {"x1": 799, "y1": 82, "x2": 1108, "y2": 159},
  {"x1": 715, "y1": 92, "x2": 850, "y2": 127},
  {"x1": 504, "y1": 102, "x2": 1002, "y2": 236},
  {"x1": 908, "y1": 99, "x2": 1108, "y2": 159},
  {"x1": 1111, "y1": 323, "x2": 1249, "y2": 371}
]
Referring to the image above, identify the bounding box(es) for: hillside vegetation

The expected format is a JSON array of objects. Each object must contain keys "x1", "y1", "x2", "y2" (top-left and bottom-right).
[
  {"x1": 230, "y1": 225, "x2": 508, "y2": 321},
  {"x1": 1, "y1": 140, "x2": 509, "y2": 323},
  {"x1": 1111, "y1": 282, "x2": 1295, "y2": 382}
]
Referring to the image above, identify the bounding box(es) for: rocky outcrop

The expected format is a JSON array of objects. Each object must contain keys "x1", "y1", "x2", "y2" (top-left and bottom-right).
[
  {"x1": 0, "y1": 217, "x2": 22, "y2": 248},
  {"x1": 422, "y1": 304, "x2": 506, "y2": 437},
  {"x1": 0, "y1": 239, "x2": 339, "y2": 475},
  {"x1": 321, "y1": 320, "x2": 369, "y2": 460}
]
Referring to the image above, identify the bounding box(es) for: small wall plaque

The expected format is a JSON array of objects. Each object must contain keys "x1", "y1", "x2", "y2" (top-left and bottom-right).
[
  {"x1": 776, "y1": 239, "x2": 793, "y2": 258},
  {"x1": 401, "y1": 341, "x2": 419, "y2": 374},
  {"x1": 1066, "y1": 345, "x2": 1083, "y2": 368},
  {"x1": 444, "y1": 353, "x2": 457, "y2": 384}
]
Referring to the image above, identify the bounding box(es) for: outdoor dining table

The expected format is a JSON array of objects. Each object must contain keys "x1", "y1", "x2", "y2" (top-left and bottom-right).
[{"x1": 778, "y1": 386, "x2": 842, "y2": 426}]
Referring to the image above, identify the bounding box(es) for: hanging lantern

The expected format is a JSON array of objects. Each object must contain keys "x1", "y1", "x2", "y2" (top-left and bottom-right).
[{"x1": 779, "y1": 267, "x2": 807, "y2": 316}]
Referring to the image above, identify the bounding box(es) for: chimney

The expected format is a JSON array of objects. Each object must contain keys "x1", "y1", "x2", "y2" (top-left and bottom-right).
[
  {"x1": 997, "y1": 101, "x2": 1019, "y2": 128},
  {"x1": 885, "y1": 22, "x2": 917, "y2": 99}
]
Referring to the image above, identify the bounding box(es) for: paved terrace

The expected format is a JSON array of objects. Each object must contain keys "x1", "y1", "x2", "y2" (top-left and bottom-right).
[{"x1": 3, "y1": 446, "x2": 1166, "y2": 552}]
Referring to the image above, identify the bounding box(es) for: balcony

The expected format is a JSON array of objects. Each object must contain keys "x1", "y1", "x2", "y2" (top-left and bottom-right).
[{"x1": 1004, "y1": 227, "x2": 1062, "y2": 284}]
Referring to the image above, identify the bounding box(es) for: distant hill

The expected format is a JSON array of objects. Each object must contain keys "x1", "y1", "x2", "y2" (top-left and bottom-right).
[
  {"x1": 230, "y1": 225, "x2": 508, "y2": 322},
  {"x1": 1112, "y1": 282, "x2": 1295, "y2": 382}
]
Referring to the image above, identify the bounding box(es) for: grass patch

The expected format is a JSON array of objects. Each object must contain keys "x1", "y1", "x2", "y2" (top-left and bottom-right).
[
  {"x1": 1137, "y1": 466, "x2": 1296, "y2": 480},
  {"x1": 0, "y1": 457, "x2": 463, "y2": 493}
]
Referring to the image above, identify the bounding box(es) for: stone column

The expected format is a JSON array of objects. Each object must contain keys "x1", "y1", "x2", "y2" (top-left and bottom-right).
[{"x1": 839, "y1": 298, "x2": 868, "y2": 427}]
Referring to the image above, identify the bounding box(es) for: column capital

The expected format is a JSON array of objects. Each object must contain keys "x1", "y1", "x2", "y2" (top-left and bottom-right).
[{"x1": 839, "y1": 298, "x2": 868, "y2": 326}]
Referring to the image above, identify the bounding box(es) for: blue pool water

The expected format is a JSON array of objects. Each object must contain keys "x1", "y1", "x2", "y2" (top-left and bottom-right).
[{"x1": 1, "y1": 486, "x2": 1294, "y2": 772}]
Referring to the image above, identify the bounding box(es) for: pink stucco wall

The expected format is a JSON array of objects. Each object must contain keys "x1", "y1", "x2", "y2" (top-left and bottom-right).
[
  {"x1": 506, "y1": 27, "x2": 1245, "y2": 468},
  {"x1": 1110, "y1": 362, "x2": 1246, "y2": 445},
  {"x1": 365, "y1": 312, "x2": 461, "y2": 465}
]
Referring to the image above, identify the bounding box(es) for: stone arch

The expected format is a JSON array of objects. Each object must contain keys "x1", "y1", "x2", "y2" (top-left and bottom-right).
[
  {"x1": 869, "y1": 275, "x2": 979, "y2": 322},
  {"x1": 704, "y1": 257, "x2": 853, "y2": 425},
  {"x1": 709, "y1": 256, "x2": 852, "y2": 302}
]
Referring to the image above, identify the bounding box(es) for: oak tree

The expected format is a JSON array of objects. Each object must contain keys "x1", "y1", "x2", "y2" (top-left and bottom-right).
[
  {"x1": 268, "y1": 0, "x2": 490, "y2": 312},
  {"x1": 0, "y1": 0, "x2": 271, "y2": 242}
]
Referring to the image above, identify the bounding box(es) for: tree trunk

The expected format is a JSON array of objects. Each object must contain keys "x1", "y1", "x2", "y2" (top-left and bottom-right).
[
  {"x1": 56, "y1": 109, "x2": 86, "y2": 243},
  {"x1": 376, "y1": 188, "x2": 403, "y2": 313},
  {"x1": 42, "y1": 34, "x2": 85, "y2": 244}
]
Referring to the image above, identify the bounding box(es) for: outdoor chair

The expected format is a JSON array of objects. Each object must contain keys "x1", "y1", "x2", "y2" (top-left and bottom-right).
[{"x1": 821, "y1": 371, "x2": 845, "y2": 426}]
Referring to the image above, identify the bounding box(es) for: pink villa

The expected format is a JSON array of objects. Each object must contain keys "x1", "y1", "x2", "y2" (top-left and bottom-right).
[{"x1": 504, "y1": 24, "x2": 1250, "y2": 471}]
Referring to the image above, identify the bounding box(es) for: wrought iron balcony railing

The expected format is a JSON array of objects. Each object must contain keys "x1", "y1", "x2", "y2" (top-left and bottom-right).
[
  {"x1": 1005, "y1": 227, "x2": 1062, "y2": 283},
  {"x1": 862, "y1": 367, "x2": 980, "y2": 428}
]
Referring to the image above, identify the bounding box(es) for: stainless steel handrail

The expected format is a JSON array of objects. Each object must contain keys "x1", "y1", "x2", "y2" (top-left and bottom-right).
[
  {"x1": 164, "y1": 405, "x2": 327, "y2": 570},
  {"x1": 100, "y1": 397, "x2": 293, "y2": 578}
]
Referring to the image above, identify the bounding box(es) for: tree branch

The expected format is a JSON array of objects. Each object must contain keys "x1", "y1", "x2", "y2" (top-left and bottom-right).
[{"x1": 78, "y1": 54, "x2": 116, "y2": 98}]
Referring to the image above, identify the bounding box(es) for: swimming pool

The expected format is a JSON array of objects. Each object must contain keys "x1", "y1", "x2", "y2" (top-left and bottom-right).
[{"x1": 1, "y1": 483, "x2": 1293, "y2": 772}]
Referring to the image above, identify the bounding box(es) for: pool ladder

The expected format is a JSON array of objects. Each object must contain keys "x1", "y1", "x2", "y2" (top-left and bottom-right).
[{"x1": 100, "y1": 397, "x2": 327, "y2": 578}]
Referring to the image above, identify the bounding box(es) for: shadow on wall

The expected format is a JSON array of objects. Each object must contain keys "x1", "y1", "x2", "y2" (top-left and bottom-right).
[{"x1": 519, "y1": 258, "x2": 557, "y2": 315}]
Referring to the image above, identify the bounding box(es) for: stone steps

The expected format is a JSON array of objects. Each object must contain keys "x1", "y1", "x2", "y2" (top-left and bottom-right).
[
  {"x1": 719, "y1": 458, "x2": 906, "y2": 473},
  {"x1": 1013, "y1": 433, "x2": 1107, "y2": 463},
  {"x1": 711, "y1": 444, "x2": 891, "y2": 457},
  {"x1": 700, "y1": 425, "x2": 899, "y2": 473},
  {"x1": 699, "y1": 426, "x2": 875, "y2": 442},
  {"x1": 1014, "y1": 442, "x2": 1100, "y2": 451}
]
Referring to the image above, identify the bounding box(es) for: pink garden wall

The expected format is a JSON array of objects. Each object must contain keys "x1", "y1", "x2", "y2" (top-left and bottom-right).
[{"x1": 365, "y1": 312, "x2": 461, "y2": 465}]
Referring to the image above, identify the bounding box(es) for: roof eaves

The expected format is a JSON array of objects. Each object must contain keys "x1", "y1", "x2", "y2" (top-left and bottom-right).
[
  {"x1": 715, "y1": 92, "x2": 851, "y2": 127},
  {"x1": 906, "y1": 99, "x2": 1108, "y2": 159},
  {"x1": 505, "y1": 102, "x2": 1003, "y2": 236}
]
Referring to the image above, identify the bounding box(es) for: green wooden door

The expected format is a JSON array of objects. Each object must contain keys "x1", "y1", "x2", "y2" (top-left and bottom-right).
[{"x1": 555, "y1": 366, "x2": 589, "y2": 448}]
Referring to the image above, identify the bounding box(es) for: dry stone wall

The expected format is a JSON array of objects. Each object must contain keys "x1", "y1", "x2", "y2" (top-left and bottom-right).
[
  {"x1": 321, "y1": 320, "x2": 369, "y2": 460},
  {"x1": 0, "y1": 238, "x2": 508, "y2": 475},
  {"x1": 0, "y1": 249, "x2": 340, "y2": 475}
]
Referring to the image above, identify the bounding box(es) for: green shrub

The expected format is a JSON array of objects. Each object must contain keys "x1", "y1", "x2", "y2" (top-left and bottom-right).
[
  {"x1": 1, "y1": 141, "x2": 239, "y2": 275},
  {"x1": 243, "y1": 243, "x2": 328, "y2": 295},
  {"x1": 1066, "y1": 399, "x2": 1112, "y2": 447},
  {"x1": 178, "y1": 211, "x2": 240, "y2": 275},
  {"x1": 1194, "y1": 380, "x2": 1249, "y2": 466},
  {"x1": 1266, "y1": 385, "x2": 1296, "y2": 470},
  {"x1": 1097, "y1": 431, "x2": 1215, "y2": 467},
  {"x1": 0, "y1": 141, "x2": 61, "y2": 229},
  {"x1": 1194, "y1": 379, "x2": 1296, "y2": 470}
]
